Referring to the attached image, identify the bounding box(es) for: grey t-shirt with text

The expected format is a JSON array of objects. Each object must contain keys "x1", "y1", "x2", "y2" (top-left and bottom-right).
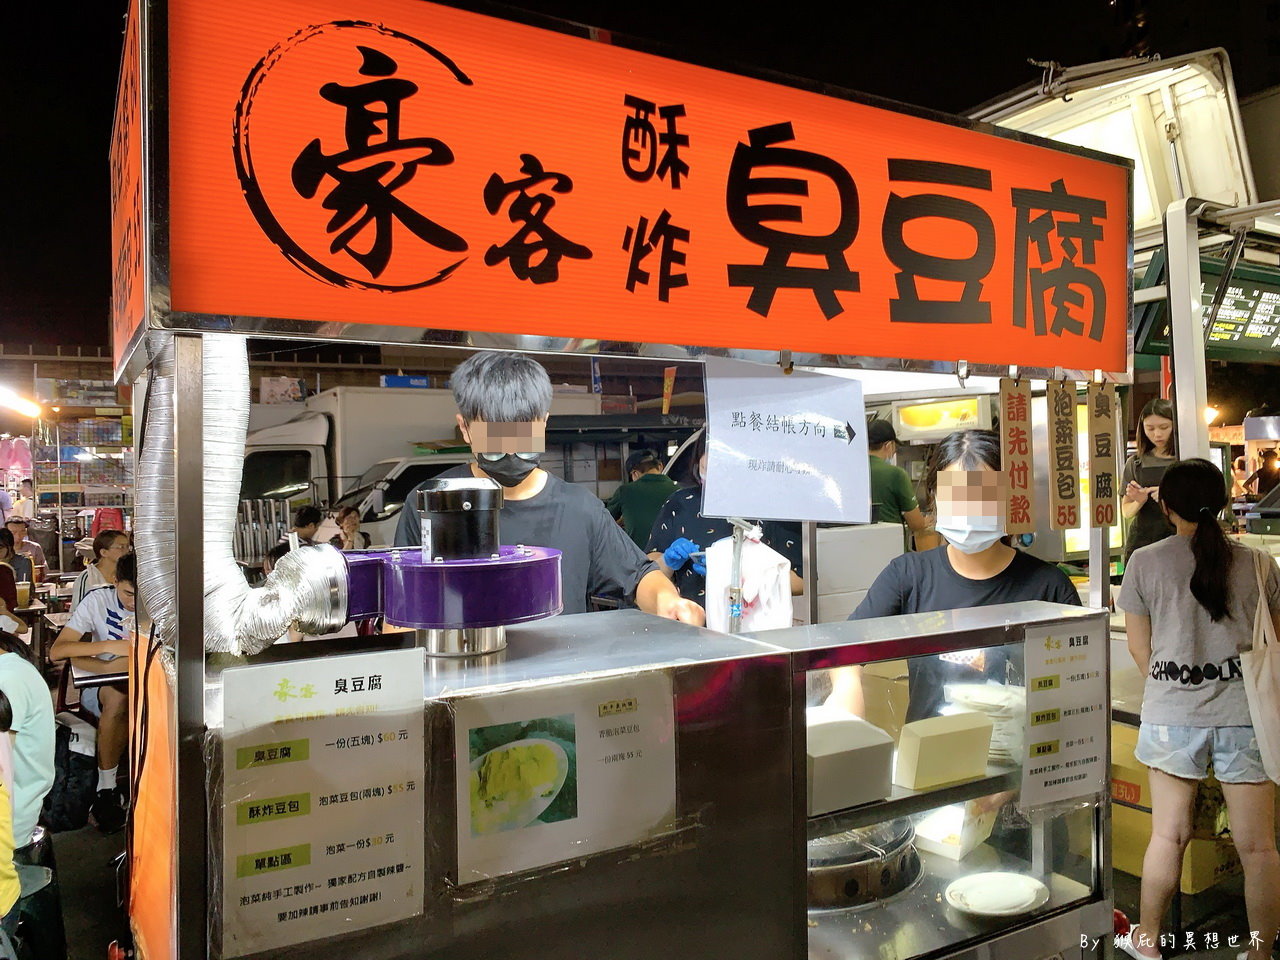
[{"x1": 1119, "y1": 536, "x2": 1280, "y2": 726}]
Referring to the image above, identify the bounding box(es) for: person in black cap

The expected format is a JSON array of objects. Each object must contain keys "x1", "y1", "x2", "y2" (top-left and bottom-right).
[
  {"x1": 604, "y1": 449, "x2": 678, "y2": 549},
  {"x1": 867, "y1": 418, "x2": 931, "y2": 543}
]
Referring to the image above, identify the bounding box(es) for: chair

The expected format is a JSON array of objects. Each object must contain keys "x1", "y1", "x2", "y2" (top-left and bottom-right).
[{"x1": 53, "y1": 668, "x2": 97, "y2": 730}]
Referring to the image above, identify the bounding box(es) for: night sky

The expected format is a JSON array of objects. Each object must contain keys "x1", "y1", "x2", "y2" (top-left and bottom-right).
[{"x1": 0, "y1": 0, "x2": 1271, "y2": 350}]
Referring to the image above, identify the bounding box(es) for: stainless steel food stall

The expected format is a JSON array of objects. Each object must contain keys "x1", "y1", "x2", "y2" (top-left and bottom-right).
[{"x1": 184, "y1": 600, "x2": 1112, "y2": 960}]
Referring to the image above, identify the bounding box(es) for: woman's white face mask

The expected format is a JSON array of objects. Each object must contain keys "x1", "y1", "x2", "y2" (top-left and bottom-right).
[{"x1": 934, "y1": 468, "x2": 1007, "y2": 554}]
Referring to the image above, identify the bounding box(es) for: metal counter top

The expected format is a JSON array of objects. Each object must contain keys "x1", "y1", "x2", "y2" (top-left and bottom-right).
[
  {"x1": 748, "y1": 601, "x2": 1104, "y2": 670},
  {"x1": 420, "y1": 608, "x2": 788, "y2": 698}
]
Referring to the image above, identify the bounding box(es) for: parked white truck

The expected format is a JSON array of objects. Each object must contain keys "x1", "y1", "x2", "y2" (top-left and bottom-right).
[{"x1": 238, "y1": 385, "x2": 601, "y2": 549}]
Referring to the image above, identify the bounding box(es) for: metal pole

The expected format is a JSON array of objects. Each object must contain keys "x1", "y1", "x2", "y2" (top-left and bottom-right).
[
  {"x1": 173, "y1": 334, "x2": 206, "y2": 960},
  {"x1": 801, "y1": 521, "x2": 818, "y2": 625},
  {"x1": 1163, "y1": 198, "x2": 1211, "y2": 460}
]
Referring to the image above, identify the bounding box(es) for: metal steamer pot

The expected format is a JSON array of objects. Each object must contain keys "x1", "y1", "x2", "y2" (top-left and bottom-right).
[{"x1": 807, "y1": 818, "x2": 921, "y2": 910}]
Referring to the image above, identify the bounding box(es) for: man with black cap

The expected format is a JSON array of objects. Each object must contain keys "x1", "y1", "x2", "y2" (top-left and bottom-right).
[
  {"x1": 604, "y1": 449, "x2": 677, "y2": 548},
  {"x1": 867, "y1": 419, "x2": 931, "y2": 542}
]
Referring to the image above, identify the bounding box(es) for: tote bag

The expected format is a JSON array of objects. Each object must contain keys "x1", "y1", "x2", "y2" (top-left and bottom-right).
[{"x1": 1243, "y1": 549, "x2": 1280, "y2": 783}]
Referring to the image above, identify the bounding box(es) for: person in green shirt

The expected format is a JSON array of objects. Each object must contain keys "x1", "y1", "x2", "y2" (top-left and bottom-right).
[
  {"x1": 867, "y1": 419, "x2": 932, "y2": 545},
  {"x1": 605, "y1": 450, "x2": 678, "y2": 548}
]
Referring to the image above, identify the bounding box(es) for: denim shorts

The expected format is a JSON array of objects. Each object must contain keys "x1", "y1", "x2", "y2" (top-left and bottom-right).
[{"x1": 1135, "y1": 723, "x2": 1268, "y2": 783}]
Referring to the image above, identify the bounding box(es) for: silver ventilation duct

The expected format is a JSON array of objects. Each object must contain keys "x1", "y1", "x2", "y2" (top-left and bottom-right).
[{"x1": 135, "y1": 334, "x2": 348, "y2": 656}]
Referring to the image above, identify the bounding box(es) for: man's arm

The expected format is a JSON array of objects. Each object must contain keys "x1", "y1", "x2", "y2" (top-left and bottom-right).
[
  {"x1": 603, "y1": 487, "x2": 624, "y2": 521},
  {"x1": 635, "y1": 569, "x2": 705, "y2": 626},
  {"x1": 901, "y1": 507, "x2": 930, "y2": 534},
  {"x1": 49, "y1": 626, "x2": 129, "y2": 663}
]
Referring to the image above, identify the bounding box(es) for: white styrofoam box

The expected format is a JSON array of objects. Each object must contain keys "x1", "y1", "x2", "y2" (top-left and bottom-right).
[
  {"x1": 913, "y1": 801, "x2": 999, "y2": 861},
  {"x1": 816, "y1": 590, "x2": 868, "y2": 623},
  {"x1": 806, "y1": 709, "x2": 894, "y2": 815},
  {"x1": 816, "y1": 523, "x2": 905, "y2": 595},
  {"x1": 893, "y1": 711, "x2": 994, "y2": 791}
]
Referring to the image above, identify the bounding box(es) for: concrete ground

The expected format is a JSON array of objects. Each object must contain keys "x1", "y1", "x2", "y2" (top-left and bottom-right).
[{"x1": 51, "y1": 825, "x2": 128, "y2": 960}]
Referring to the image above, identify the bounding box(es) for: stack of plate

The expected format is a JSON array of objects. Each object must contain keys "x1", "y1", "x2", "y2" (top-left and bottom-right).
[{"x1": 943, "y1": 683, "x2": 1025, "y2": 764}]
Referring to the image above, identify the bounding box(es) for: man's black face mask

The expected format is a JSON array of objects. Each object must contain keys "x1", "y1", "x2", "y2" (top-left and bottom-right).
[{"x1": 475, "y1": 451, "x2": 541, "y2": 487}]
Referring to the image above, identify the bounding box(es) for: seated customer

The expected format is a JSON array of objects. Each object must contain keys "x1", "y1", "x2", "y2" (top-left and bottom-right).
[
  {"x1": 70, "y1": 529, "x2": 131, "y2": 610},
  {"x1": 0, "y1": 536, "x2": 26, "y2": 638},
  {"x1": 50, "y1": 554, "x2": 136, "y2": 834},
  {"x1": 0, "y1": 632, "x2": 54, "y2": 852},
  {"x1": 3, "y1": 521, "x2": 44, "y2": 582},
  {"x1": 280, "y1": 507, "x2": 323, "y2": 547}
]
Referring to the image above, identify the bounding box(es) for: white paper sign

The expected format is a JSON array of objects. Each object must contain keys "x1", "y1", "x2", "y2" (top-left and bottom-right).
[
  {"x1": 1020, "y1": 620, "x2": 1108, "y2": 807},
  {"x1": 455, "y1": 672, "x2": 676, "y2": 883},
  {"x1": 221, "y1": 648, "x2": 425, "y2": 957},
  {"x1": 703, "y1": 357, "x2": 869, "y2": 523}
]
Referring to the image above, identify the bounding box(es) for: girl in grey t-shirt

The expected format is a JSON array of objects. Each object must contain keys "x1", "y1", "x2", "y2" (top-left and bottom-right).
[{"x1": 1117, "y1": 459, "x2": 1280, "y2": 960}]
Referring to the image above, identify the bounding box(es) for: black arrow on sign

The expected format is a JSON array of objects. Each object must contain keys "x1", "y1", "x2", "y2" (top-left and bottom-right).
[{"x1": 845, "y1": 421, "x2": 857, "y2": 444}]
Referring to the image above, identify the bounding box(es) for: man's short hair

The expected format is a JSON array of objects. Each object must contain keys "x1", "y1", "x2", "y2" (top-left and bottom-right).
[
  {"x1": 451, "y1": 351, "x2": 553, "y2": 423},
  {"x1": 867, "y1": 418, "x2": 898, "y2": 448},
  {"x1": 293, "y1": 506, "x2": 323, "y2": 528},
  {"x1": 626, "y1": 450, "x2": 662, "y2": 475},
  {"x1": 116, "y1": 552, "x2": 137, "y2": 586}
]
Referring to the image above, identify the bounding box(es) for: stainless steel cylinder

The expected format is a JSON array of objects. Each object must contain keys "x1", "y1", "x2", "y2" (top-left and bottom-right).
[{"x1": 417, "y1": 625, "x2": 507, "y2": 657}]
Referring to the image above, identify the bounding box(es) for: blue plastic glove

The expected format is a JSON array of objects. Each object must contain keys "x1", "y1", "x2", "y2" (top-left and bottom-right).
[{"x1": 663, "y1": 537, "x2": 706, "y2": 576}]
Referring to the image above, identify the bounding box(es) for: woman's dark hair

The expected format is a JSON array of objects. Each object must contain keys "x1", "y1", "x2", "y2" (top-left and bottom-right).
[
  {"x1": 333, "y1": 507, "x2": 360, "y2": 525},
  {"x1": 926, "y1": 429, "x2": 1002, "y2": 494},
  {"x1": 1159, "y1": 458, "x2": 1231, "y2": 621},
  {"x1": 0, "y1": 690, "x2": 12, "y2": 734},
  {"x1": 1136, "y1": 398, "x2": 1176, "y2": 457},
  {"x1": 0, "y1": 630, "x2": 37, "y2": 669},
  {"x1": 92, "y1": 529, "x2": 128, "y2": 561},
  {"x1": 0, "y1": 529, "x2": 12, "y2": 559}
]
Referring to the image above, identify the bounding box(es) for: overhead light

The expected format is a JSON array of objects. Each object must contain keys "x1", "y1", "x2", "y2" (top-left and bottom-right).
[
  {"x1": 0, "y1": 386, "x2": 40, "y2": 418},
  {"x1": 1203, "y1": 406, "x2": 1220, "y2": 425}
]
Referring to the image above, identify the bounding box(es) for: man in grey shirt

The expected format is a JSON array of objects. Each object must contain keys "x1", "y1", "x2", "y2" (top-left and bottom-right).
[{"x1": 395, "y1": 351, "x2": 704, "y2": 624}]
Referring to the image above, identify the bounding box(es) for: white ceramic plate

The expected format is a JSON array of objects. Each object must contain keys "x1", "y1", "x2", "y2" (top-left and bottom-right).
[
  {"x1": 469, "y1": 738, "x2": 569, "y2": 835},
  {"x1": 944, "y1": 872, "x2": 1050, "y2": 917}
]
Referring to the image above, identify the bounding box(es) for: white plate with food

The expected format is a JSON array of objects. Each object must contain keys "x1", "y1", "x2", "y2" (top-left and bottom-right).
[
  {"x1": 469, "y1": 738, "x2": 569, "y2": 836},
  {"x1": 944, "y1": 871, "x2": 1050, "y2": 917}
]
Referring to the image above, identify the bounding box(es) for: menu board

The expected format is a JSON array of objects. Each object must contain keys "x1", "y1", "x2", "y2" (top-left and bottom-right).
[
  {"x1": 454, "y1": 672, "x2": 677, "y2": 883},
  {"x1": 1086, "y1": 383, "x2": 1119, "y2": 529},
  {"x1": 221, "y1": 649, "x2": 425, "y2": 957},
  {"x1": 1021, "y1": 620, "x2": 1107, "y2": 807},
  {"x1": 999, "y1": 378, "x2": 1035, "y2": 535},
  {"x1": 1046, "y1": 381, "x2": 1081, "y2": 531},
  {"x1": 1138, "y1": 256, "x2": 1280, "y2": 363}
]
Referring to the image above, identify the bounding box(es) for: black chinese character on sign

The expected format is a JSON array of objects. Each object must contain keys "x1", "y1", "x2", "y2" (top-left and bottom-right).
[
  {"x1": 1094, "y1": 433, "x2": 1113, "y2": 459},
  {"x1": 621, "y1": 96, "x2": 689, "y2": 188},
  {"x1": 726, "y1": 122, "x2": 859, "y2": 319},
  {"x1": 1093, "y1": 389, "x2": 1113, "y2": 419},
  {"x1": 484, "y1": 154, "x2": 593, "y2": 283},
  {"x1": 1095, "y1": 472, "x2": 1115, "y2": 499},
  {"x1": 1012, "y1": 179, "x2": 1108, "y2": 340},
  {"x1": 1055, "y1": 445, "x2": 1075, "y2": 473},
  {"x1": 1054, "y1": 422, "x2": 1073, "y2": 446},
  {"x1": 883, "y1": 160, "x2": 995, "y2": 324},
  {"x1": 1056, "y1": 471, "x2": 1077, "y2": 500},
  {"x1": 622, "y1": 210, "x2": 689, "y2": 301},
  {"x1": 291, "y1": 46, "x2": 468, "y2": 282}
]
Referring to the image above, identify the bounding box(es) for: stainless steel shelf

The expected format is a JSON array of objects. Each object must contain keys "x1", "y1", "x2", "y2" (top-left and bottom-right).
[
  {"x1": 807, "y1": 844, "x2": 1096, "y2": 960},
  {"x1": 807, "y1": 765, "x2": 1021, "y2": 840}
]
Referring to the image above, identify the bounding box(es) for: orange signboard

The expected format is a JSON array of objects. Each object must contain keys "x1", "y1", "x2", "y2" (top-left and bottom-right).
[
  {"x1": 110, "y1": 0, "x2": 144, "y2": 370},
  {"x1": 164, "y1": 1, "x2": 1131, "y2": 371}
]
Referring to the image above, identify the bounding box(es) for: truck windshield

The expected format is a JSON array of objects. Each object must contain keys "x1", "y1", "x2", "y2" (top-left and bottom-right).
[{"x1": 240, "y1": 450, "x2": 312, "y2": 500}]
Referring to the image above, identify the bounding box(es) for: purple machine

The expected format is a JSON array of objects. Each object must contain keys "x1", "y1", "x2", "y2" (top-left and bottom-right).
[{"x1": 343, "y1": 477, "x2": 562, "y2": 656}]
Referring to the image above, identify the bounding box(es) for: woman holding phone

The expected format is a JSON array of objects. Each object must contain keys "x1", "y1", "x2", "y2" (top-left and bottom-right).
[{"x1": 1121, "y1": 398, "x2": 1177, "y2": 564}]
